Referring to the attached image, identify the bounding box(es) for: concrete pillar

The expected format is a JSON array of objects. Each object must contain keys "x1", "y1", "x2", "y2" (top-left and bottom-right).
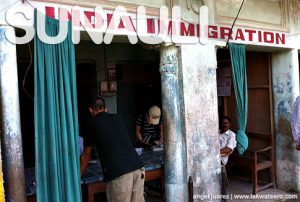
[
  {"x1": 272, "y1": 49, "x2": 300, "y2": 193},
  {"x1": 179, "y1": 43, "x2": 221, "y2": 198},
  {"x1": 160, "y1": 44, "x2": 188, "y2": 202},
  {"x1": 0, "y1": 26, "x2": 26, "y2": 201}
]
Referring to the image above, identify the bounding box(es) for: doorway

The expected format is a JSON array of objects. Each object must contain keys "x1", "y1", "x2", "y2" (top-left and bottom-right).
[
  {"x1": 217, "y1": 49, "x2": 275, "y2": 181},
  {"x1": 116, "y1": 62, "x2": 161, "y2": 145},
  {"x1": 76, "y1": 60, "x2": 97, "y2": 138}
]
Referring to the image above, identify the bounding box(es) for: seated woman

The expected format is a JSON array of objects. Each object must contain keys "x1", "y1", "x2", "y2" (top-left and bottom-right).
[{"x1": 135, "y1": 105, "x2": 163, "y2": 147}]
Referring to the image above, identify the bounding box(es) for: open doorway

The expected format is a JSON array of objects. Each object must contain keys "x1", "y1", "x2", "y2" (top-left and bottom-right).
[
  {"x1": 76, "y1": 60, "x2": 97, "y2": 139},
  {"x1": 17, "y1": 40, "x2": 163, "y2": 201},
  {"x1": 17, "y1": 53, "x2": 98, "y2": 168},
  {"x1": 116, "y1": 62, "x2": 161, "y2": 145},
  {"x1": 18, "y1": 58, "x2": 35, "y2": 168},
  {"x1": 217, "y1": 48, "x2": 276, "y2": 193}
]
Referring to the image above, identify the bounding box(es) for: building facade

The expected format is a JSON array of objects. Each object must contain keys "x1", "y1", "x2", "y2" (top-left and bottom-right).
[{"x1": 0, "y1": 0, "x2": 300, "y2": 201}]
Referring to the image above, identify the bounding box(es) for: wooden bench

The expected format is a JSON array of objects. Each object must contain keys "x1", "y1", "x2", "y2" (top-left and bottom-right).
[{"x1": 227, "y1": 131, "x2": 276, "y2": 194}]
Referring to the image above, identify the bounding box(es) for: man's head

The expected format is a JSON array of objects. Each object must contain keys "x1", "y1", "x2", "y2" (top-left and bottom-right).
[
  {"x1": 89, "y1": 97, "x2": 107, "y2": 116},
  {"x1": 147, "y1": 105, "x2": 161, "y2": 125},
  {"x1": 221, "y1": 116, "x2": 231, "y2": 133}
]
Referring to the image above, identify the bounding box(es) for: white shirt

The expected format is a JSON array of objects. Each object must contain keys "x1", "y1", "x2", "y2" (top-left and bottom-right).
[
  {"x1": 220, "y1": 129, "x2": 237, "y2": 165},
  {"x1": 291, "y1": 96, "x2": 300, "y2": 145}
]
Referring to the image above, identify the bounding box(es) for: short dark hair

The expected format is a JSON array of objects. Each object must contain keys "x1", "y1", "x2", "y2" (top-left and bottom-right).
[
  {"x1": 90, "y1": 97, "x2": 106, "y2": 111},
  {"x1": 222, "y1": 116, "x2": 231, "y2": 123}
]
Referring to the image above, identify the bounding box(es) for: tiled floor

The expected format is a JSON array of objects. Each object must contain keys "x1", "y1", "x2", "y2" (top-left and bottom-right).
[
  {"x1": 227, "y1": 179, "x2": 299, "y2": 202},
  {"x1": 146, "y1": 179, "x2": 299, "y2": 202},
  {"x1": 92, "y1": 179, "x2": 299, "y2": 202}
]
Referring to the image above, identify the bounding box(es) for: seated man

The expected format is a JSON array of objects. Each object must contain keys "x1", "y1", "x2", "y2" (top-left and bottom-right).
[
  {"x1": 135, "y1": 105, "x2": 163, "y2": 147},
  {"x1": 219, "y1": 116, "x2": 236, "y2": 201},
  {"x1": 220, "y1": 116, "x2": 237, "y2": 165}
]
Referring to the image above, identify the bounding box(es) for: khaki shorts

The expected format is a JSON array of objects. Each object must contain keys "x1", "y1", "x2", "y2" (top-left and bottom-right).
[{"x1": 106, "y1": 167, "x2": 145, "y2": 202}]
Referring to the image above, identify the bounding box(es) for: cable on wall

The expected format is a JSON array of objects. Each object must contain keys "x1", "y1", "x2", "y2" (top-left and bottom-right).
[
  {"x1": 22, "y1": 43, "x2": 34, "y2": 101},
  {"x1": 226, "y1": 0, "x2": 246, "y2": 47}
]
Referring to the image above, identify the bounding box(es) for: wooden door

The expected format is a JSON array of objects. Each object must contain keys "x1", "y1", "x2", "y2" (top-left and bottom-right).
[{"x1": 224, "y1": 52, "x2": 274, "y2": 135}]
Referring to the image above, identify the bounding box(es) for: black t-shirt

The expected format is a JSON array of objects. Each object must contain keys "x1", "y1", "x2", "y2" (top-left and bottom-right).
[{"x1": 85, "y1": 112, "x2": 143, "y2": 181}]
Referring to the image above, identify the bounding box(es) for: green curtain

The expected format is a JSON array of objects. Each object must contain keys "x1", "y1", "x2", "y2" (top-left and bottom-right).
[
  {"x1": 229, "y1": 43, "x2": 248, "y2": 155},
  {"x1": 34, "y1": 11, "x2": 82, "y2": 202}
]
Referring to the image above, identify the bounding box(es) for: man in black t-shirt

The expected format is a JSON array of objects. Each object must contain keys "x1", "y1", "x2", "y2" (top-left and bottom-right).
[{"x1": 80, "y1": 97, "x2": 145, "y2": 202}]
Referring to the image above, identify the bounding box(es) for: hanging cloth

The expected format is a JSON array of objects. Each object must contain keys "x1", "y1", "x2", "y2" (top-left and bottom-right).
[
  {"x1": 34, "y1": 10, "x2": 82, "y2": 202},
  {"x1": 229, "y1": 43, "x2": 248, "y2": 155}
]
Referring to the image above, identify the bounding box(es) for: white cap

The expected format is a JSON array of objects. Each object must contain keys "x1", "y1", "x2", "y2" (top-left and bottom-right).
[{"x1": 148, "y1": 106, "x2": 161, "y2": 125}]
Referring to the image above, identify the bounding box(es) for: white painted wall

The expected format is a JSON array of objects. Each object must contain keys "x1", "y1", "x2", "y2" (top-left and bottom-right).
[
  {"x1": 1, "y1": 0, "x2": 300, "y2": 49},
  {"x1": 272, "y1": 49, "x2": 300, "y2": 192},
  {"x1": 179, "y1": 42, "x2": 220, "y2": 196},
  {"x1": 108, "y1": 0, "x2": 166, "y2": 8},
  {"x1": 8, "y1": 0, "x2": 300, "y2": 195}
]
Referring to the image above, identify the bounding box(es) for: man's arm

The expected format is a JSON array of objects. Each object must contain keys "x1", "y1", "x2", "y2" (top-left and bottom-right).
[
  {"x1": 135, "y1": 125, "x2": 143, "y2": 142},
  {"x1": 135, "y1": 115, "x2": 148, "y2": 144},
  {"x1": 80, "y1": 146, "x2": 92, "y2": 176},
  {"x1": 135, "y1": 124, "x2": 152, "y2": 145},
  {"x1": 221, "y1": 147, "x2": 233, "y2": 157},
  {"x1": 220, "y1": 132, "x2": 236, "y2": 156}
]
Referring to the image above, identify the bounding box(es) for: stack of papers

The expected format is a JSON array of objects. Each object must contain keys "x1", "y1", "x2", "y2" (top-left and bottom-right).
[{"x1": 151, "y1": 145, "x2": 163, "y2": 151}]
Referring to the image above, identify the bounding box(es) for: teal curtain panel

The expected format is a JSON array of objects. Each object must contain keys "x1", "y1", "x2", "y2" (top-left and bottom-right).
[
  {"x1": 229, "y1": 43, "x2": 249, "y2": 155},
  {"x1": 34, "y1": 10, "x2": 82, "y2": 202}
]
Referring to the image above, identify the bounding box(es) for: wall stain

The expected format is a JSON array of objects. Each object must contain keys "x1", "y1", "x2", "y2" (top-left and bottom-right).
[
  {"x1": 208, "y1": 67, "x2": 216, "y2": 77},
  {"x1": 278, "y1": 117, "x2": 292, "y2": 138},
  {"x1": 273, "y1": 73, "x2": 292, "y2": 94},
  {"x1": 277, "y1": 159, "x2": 294, "y2": 191},
  {"x1": 277, "y1": 117, "x2": 294, "y2": 160},
  {"x1": 0, "y1": 28, "x2": 7, "y2": 42},
  {"x1": 277, "y1": 101, "x2": 291, "y2": 118},
  {"x1": 0, "y1": 28, "x2": 8, "y2": 67}
]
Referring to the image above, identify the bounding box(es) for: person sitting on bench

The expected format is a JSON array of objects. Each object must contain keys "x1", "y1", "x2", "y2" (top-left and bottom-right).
[
  {"x1": 220, "y1": 116, "x2": 237, "y2": 165},
  {"x1": 219, "y1": 116, "x2": 236, "y2": 201}
]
